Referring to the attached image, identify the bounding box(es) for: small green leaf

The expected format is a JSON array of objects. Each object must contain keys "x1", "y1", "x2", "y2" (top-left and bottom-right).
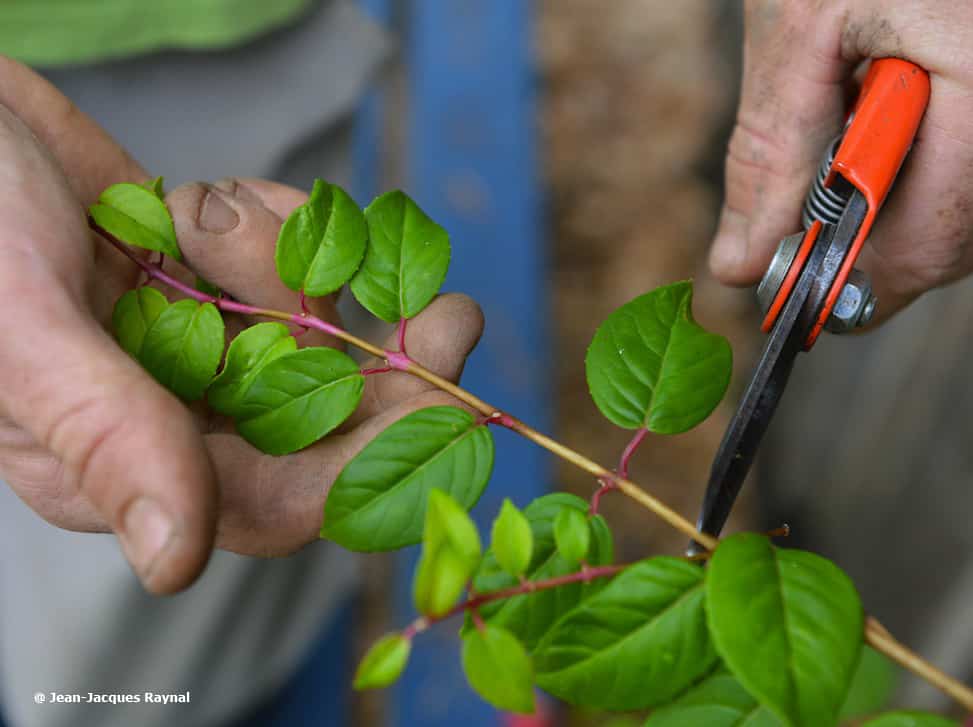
[
  {"x1": 194, "y1": 276, "x2": 221, "y2": 297},
  {"x1": 706, "y1": 534, "x2": 864, "y2": 727},
  {"x1": 491, "y1": 499, "x2": 533, "y2": 578},
  {"x1": 413, "y1": 489, "x2": 481, "y2": 617},
  {"x1": 839, "y1": 646, "x2": 897, "y2": 721},
  {"x1": 234, "y1": 347, "x2": 364, "y2": 455},
  {"x1": 207, "y1": 322, "x2": 297, "y2": 416},
  {"x1": 112, "y1": 287, "x2": 169, "y2": 357},
  {"x1": 322, "y1": 406, "x2": 494, "y2": 551},
  {"x1": 144, "y1": 176, "x2": 165, "y2": 200},
  {"x1": 553, "y1": 506, "x2": 590, "y2": 565},
  {"x1": 469, "y1": 493, "x2": 614, "y2": 651},
  {"x1": 860, "y1": 713, "x2": 958, "y2": 727},
  {"x1": 462, "y1": 625, "x2": 535, "y2": 714},
  {"x1": 534, "y1": 557, "x2": 717, "y2": 711},
  {"x1": 644, "y1": 672, "x2": 783, "y2": 727},
  {"x1": 139, "y1": 300, "x2": 224, "y2": 401},
  {"x1": 275, "y1": 179, "x2": 367, "y2": 296},
  {"x1": 350, "y1": 190, "x2": 451, "y2": 322},
  {"x1": 89, "y1": 182, "x2": 181, "y2": 260},
  {"x1": 585, "y1": 281, "x2": 731, "y2": 433},
  {"x1": 353, "y1": 633, "x2": 411, "y2": 690}
]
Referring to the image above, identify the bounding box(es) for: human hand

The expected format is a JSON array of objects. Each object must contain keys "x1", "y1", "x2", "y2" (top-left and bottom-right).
[
  {"x1": 709, "y1": 0, "x2": 973, "y2": 325},
  {"x1": 0, "y1": 56, "x2": 483, "y2": 594}
]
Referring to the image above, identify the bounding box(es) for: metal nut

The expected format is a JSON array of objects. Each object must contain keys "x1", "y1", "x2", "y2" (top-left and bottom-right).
[
  {"x1": 756, "y1": 232, "x2": 806, "y2": 315},
  {"x1": 825, "y1": 268, "x2": 877, "y2": 333}
]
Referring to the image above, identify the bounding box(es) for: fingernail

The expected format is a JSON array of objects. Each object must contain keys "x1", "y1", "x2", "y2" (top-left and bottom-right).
[
  {"x1": 198, "y1": 185, "x2": 239, "y2": 233},
  {"x1": 119, "y1": 497, "x2": 174, "y2": 584}
]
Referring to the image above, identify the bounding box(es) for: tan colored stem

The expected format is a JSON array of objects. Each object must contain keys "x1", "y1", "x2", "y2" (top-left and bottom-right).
[{"x1": 865, "y1": 616, "x2": 973, "y2": 711}]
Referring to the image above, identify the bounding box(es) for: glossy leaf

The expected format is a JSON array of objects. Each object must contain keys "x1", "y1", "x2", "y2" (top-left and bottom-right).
[
  {"x1": 350, "y1": 190, "x2": 450, "y2": 322},
  {"x1": 139, "y1": 300, "x2": 224, "y2": 401},
  {"x1": 322, "y1": 406, "x2": 494, "y2": 551},
  {"x1": 491, "y1": 499, "x2": 533, "y2": 578},
  {"x1": 144, "y1": 176, "x2": 165, "y2": 200},
  {"x1": 462, "y1": 625, "x2": 535, "y2": 714},
  {"x1": 353, "y1": 633, "x2": 411, "y2": 690},
  {"x1": 275, "y1": 179, "x2": 367, "y2": 296},
  {"x1": 234, "y1": 347, "x2": 363, "y2": 455},
  {"x1": 534, "y1": 557, "x2": 717, "y2": 710},
  {"x1": 413, "y1": 489, "x2": 482, "y2": 617},
  {"x1": 468, "y1": 493, "x2": 614, "y2": 651},
  {"x1": 860, "y1": 713, "x2": 957, "y2": 727},
  {"x1": 89, "y1": 182, "x2": 181, "y2": 260},
  {"x1": 553, "y1": 506, "x2": 590, "y2": 565},
  {"x1": 839, "y1": 646, "x2": 897, "y2": 721},
  {"x1": 644, "y1": 672, "x2": 782, "y2": 727},
  {"x1": 207, "y1": 322, "x2": 296, "y2": 416},
  {"x1": 112, "y1": 287, "x2": 169, "y2": 357},
  {"x1": 585, "y1": 281, "x2": 731, "y2": 433},
  {"x1": 706, "y1": 534, "x2": 864, "y2": 727}
]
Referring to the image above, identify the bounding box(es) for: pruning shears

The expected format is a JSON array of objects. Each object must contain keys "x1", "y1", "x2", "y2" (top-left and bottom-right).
[{"x1": 688, "y1": 58, "x2": 930, "y2": 555}]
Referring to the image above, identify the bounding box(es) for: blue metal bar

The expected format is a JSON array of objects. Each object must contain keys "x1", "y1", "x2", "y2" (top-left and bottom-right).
[{"x1": 392, "y1": 3, "x2": 549, "y2": 726}]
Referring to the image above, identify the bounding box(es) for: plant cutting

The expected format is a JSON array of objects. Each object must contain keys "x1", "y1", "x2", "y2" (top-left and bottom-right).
[{"x1": 88, "y1": 176, "x2": 973, "y2": 726}]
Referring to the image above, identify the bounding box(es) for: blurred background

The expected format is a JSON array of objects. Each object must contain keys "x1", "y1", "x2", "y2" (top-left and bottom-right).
[{"x1": 7, "y1": 0, "x2": 973, "y2": 725}]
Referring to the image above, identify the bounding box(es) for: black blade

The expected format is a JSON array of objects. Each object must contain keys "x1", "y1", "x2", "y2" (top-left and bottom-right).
[{"x1": 688, "y1": 190, "x2": 869, "y2": 555}]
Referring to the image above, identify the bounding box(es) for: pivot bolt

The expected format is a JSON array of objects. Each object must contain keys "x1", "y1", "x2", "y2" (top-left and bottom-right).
[{"x1": 825, "y1": 268, "x2": 877, "y2": 333}]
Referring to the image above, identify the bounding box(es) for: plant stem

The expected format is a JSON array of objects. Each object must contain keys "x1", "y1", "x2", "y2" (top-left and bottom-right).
[
  {"x1": 865, "y1": 617, "x2": 973, "y2": 712},
  {"x1": 94, "y1": 223, "x2": 973, "y2": 709},
  {"x1": 402, "y1": 563, "x2": 627, "y2": 639},
  {"x1": 618, "y1": 427, "x2": 648, "y2": 480}
]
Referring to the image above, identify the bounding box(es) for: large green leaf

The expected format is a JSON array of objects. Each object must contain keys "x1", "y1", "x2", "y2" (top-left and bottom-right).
[
  {"x1": 706, "y1": 534, "x2": 864, "y2": 727},
  {"x1": 839, "y1": 646, "x2": 897, "y2": 721},
  {"x1": 321, "y1": 406, "x2": 494, "y2": 551},
  {"x1": 234, "y1": 347, "x2": 363, "y2": 455},
  {"x1": 468, "y1": 493, "x2": 614, "y2": 651},
  {"x1": 533, "y1": 557, "x2": 717, "y2": 710},
  {"x1": 139, "y1": 300, "x2": 224, "y2": 401},
  {"x1": 644, "y1": 672, "x2": 782, "y2": 727},
  {"x1": 349, "y1": 190, "x2": 451, "y2": 322},
  {"x1": 462, "y1": 625, "x2": 535, "y2": 714},
  {"x1": 275, "y1": 179, "x2": 367, "y2": 296},
  {"x1": 861, "y1": 713, "x2": 957, "y2": 727},
  {"x1": 89, "y1": 182, "x2": 180, "y2": 260},
  {"x1": 585, "y1": 281, "x2": 731, "y2": 433},
  {"x1": 207, "y1": 322, "x2": 297, "y2": 416},
  {"x1": 112, "y1": 287, "x2": 169, "y2": 357}
]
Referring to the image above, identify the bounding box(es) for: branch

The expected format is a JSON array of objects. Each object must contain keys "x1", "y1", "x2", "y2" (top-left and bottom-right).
[{"x1": 93, "y1": 223, "x2": 973, "y2": 711}]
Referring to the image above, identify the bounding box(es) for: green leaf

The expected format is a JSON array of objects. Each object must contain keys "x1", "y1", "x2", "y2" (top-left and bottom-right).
[
  {"x1": 350, "y1": 190, "x2": 451, "y2": 322},
  {"x1": 413, "y1": 489, "x2": 482, "y2": 617},
  {"x1": 469, "y1": 493, "x2": 614, "y2": 651},
  {"x1": 194, "y1": 276, "x2": 221, "y2": 297},
  {"x1": 275, "y1": 179, "x2": 367, "y2": 296},
  {"x1": 353, "y1": 633, "x2": 411, "y2": 690},
  {"x1": 860, "y1": 713, "x2": 958, "y2": 727},
  {"x1": 491, "y1": 499, "x2": 533, "y2": 578},
  {"x1": 839, "y1": 646, "x2": 897, "y2": 721},
  {"x1": 462, "y1": 625, "x2": 535, "y2": 714},
  {"x1": 139, "y1": 300, "x2": 224, "y2": 401},
  {"x1": 89, "y1": 182, "x2": 181, "y2": 260},
  {"x1": 553, "y1": 506, "x2": 590, "y2": 565},
  {"x1": 144, "y1": 176, "x2": 165, "y2": 200},
  {"x1": 644, "y1": 672, "x2": 783, "y2": 727},
  {"x1": 322, "y1": 406, "x2": 494, "y2": 551},
  {"x1": 534, "y1": 557, "x2": 717, "y2": 710},
  {"x1": 207, "y1": 322, "x2": 297, "y2": 416},
  {"x1": 234, "y1": 347, "x2": 363, "y2": 455},
  {"x1": 585, "y1": 281, "x2": 731, "y2": 433},
  {"x1": 112, "y1": 287, "x2": 169, "y2": 357},
  {"x1": 706, "y1": 534, "x2": 864, "y2": 727}
]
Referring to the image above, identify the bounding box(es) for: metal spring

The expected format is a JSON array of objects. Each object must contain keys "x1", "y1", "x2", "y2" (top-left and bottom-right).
[{"x1": 802, "y1": 136, "x2": 851, "y2": 230}]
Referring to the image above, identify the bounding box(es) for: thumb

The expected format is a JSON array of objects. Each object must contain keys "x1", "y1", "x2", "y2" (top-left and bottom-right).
[{"x1": 709, "y1": 1, "x2": 850, "y2": 285}]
